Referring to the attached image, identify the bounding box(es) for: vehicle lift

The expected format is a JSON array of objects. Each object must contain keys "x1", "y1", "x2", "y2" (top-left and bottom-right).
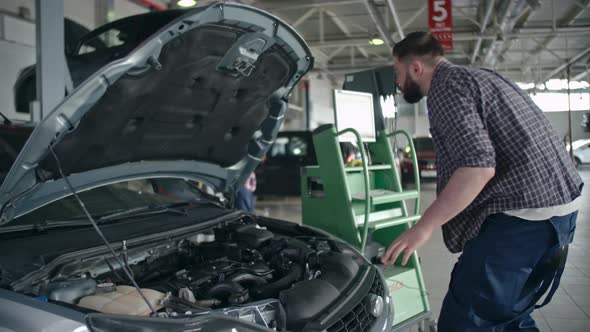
[{"x1": 301, "y1": 67, "x2": 436, "y2": 331}]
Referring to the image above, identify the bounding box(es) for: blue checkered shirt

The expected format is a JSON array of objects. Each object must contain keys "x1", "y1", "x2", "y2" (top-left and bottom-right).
[{"x1": 427, "y1": 60, "x2": 583, "y2": 253}]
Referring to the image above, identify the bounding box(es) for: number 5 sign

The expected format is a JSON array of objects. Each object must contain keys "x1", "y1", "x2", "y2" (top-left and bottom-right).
[{"x1": 428, "y1": 0, "x2": 453, "y2": 50}]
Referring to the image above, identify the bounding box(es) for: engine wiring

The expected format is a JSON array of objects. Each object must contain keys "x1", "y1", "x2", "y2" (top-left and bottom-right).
[{"x1": 49, "y1": 144, "x2": 158, "y2": 316}]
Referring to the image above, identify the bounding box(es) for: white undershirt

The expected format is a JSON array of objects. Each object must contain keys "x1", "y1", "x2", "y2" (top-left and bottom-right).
[{"x1": 503, "y1": 196, "x2": 582, "y2": 221}]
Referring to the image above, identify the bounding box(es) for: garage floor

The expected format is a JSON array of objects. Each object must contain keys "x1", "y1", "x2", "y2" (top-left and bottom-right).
[{"x1": 256, "y1": 168, "x2": 590, "y2": 332}]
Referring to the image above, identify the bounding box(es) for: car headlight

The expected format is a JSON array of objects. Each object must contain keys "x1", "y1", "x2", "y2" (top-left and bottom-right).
[{"x1": 367, "y1": 293, "x2": 384, "y2": 318}]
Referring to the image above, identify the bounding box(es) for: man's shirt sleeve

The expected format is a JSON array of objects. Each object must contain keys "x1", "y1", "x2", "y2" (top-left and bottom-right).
[{"x1": 430, "y1": 70, "x2": 496, "y2": 169}]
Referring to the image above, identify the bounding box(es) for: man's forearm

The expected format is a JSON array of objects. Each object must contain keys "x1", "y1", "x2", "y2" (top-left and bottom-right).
[{"x1": 420, "y1": 167, "x2": 495, "y2": 229}]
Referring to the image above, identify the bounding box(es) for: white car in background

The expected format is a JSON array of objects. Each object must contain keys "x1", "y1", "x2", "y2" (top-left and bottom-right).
[{"x1": 568, "y1": 139, "x2": 590, "y2": 168}]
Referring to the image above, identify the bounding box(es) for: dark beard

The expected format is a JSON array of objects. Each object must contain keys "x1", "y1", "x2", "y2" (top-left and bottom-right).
[{"x1": 402, "y1": 77, "x2": 423, "y2": 104}]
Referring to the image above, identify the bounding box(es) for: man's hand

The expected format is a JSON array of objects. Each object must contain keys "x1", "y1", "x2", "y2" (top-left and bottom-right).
[
  {"x1": 381, "y1": 222, "x2": 435, "y2": 265},
  {"x1": 380, "y1": 167, "x2": 495, "y2": 266}
]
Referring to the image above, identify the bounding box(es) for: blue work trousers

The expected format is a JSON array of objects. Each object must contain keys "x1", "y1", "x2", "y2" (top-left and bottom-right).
[
  {"x1": 438, "y1": 211, "x2": 577, "y2": 331},
  {"x1": 235, "y1": 186, "x2": 255, "y2": 212}
]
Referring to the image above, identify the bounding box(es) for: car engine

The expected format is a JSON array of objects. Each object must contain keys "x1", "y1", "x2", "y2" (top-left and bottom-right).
[{"x1": 27, "y1": 219, "x2": 363, "y2": 330}]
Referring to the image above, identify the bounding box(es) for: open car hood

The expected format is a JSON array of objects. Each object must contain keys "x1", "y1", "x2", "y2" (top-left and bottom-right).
[{"x1": 0, "y1": 3, "x2": 313, "y2": 224}]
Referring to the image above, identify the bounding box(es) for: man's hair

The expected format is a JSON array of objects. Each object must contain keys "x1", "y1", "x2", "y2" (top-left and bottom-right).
[{"x1": 392, "y1": 31, "x2": 444, "y2": 60}]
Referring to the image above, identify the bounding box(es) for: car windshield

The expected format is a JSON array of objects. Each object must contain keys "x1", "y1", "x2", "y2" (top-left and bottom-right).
[
  {"x1": 6, "y1": 178, "x2": 217, "y2": 227},
  {"x1": 412, "y1": 137, "x2": 434, "y2": 152}
]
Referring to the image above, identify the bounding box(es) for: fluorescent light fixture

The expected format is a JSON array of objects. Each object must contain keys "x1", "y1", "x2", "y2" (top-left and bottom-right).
[
  {"x1": 177, "y1": 0, "x2": 197, "y2": 7},
  {"x1": 369, "y1": 38, "x2": 385, "y2": 46}
]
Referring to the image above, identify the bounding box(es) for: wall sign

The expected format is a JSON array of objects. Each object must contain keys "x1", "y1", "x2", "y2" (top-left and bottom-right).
[{"x1": 428, "y1": 0, "x2": 453, "y2": 51}]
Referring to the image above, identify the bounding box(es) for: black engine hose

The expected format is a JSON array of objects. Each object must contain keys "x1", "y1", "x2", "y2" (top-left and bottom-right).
[
  {"x1": 251, "y1": 264, "x2": 303, "y2": 300},
  {"x1": 162, "y1": 295, "x2": 209, "y2": 312},
  {"x1": 228, "y1": 271, "x2": 268, "y2": 288},
  {"x1": 207, "y1": 281, "x2": 250, "y2": 305},
  {"x1": 195, "y1": 298, "x2": 223, "y2": 308},
  {"x1": 136, "y1": 266, "x2": 178, "y2": 284}
]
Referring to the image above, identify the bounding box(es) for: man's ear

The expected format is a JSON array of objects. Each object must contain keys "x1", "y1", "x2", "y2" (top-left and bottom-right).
[{"x1": 409, "y1": 59, "x2": 424, "y2": 78}]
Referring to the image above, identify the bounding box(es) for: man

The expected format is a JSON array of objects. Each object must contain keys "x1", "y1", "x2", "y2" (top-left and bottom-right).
[
  {"x1": 235, "y1": 172, "x2": 257, "y2": 212},
  {"x1": 380, "y1": 31, "x2": 583, "y2": 331}
]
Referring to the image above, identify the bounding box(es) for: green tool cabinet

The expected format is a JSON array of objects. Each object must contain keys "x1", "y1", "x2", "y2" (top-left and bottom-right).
[{"x1": 301, "y1": 124, "x2": 433, "y2": 330}]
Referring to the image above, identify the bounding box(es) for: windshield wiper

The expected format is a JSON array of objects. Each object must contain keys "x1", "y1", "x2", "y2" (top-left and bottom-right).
[
  {"x1": 96, "y1": 202, "x2": 189, "y2": 223},
  {"x1": 0, "y1": 220, "x2": 91, "y2": 234},
  {"x1": 0, "y1": 199, "x2": 227, "y2": 234},
  {"x1": 0, "y1": 202, "x2": 192, "y2": 234}
]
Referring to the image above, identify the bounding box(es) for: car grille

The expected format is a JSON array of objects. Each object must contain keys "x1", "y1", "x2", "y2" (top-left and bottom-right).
[{"x1": 327, "y1": 272, "x2": 385, "y2": 332}]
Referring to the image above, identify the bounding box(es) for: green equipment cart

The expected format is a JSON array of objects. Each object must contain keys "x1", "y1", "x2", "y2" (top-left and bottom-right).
[{"x1": 301, "y1": 67, "x2": 436, "y2": 331}]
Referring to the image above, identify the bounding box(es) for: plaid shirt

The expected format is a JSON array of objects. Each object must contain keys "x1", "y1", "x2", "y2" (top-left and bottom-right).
[{"x1": 427, "y1": 60, "x2": 583, "y2": 253}]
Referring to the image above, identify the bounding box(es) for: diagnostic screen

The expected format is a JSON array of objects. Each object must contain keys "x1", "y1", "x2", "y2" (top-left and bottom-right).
[{"x1": 333, "y1": 89, "x2": 376, "y2": 142}]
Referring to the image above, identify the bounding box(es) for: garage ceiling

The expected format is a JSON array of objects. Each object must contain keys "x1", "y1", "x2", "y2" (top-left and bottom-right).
[
  {"x1": 199, "y1": 0, "x2": 590, "y2": 85},
  {"x1": 3, "y1": 0, "x2": 589, "y2": 84}
]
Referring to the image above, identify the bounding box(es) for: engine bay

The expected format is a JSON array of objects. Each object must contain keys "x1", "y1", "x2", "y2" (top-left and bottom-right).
[{"x1": 20, "y1": 217, "x2": 367, "y2": 330}]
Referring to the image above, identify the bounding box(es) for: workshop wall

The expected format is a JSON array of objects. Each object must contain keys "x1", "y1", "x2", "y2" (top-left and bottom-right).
[
  {"x1": 394, "y1": 98, "x2": 590, "y2": 145},
  {"x1": 0, "y1": 0, "x2": 149, "y2": 122},
  {"x1": 395, "y1": 98, "x2": 430, "y2": 146},
  {"x1": 0, "y1": 0, "x2": 34, "y2": 18},
  {"x1": 0, "y1": 12, "x2": 35, "y2": 121},
  {"x1": 0, "y1": 0, "x2": 148, "y2": 29},
  {"x1": 545, "y1": 110, "x2": 590, "y2": 142},
  {"x1": 308, "y1": 74, "x2": 338, "y2": 129}
]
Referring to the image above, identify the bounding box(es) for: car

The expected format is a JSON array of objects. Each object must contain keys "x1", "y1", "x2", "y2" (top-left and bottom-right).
[
  {"x1": 569, "y1": 138, "x2": 590, "y2": 168},
  {"x1": 13, "y1": 11, "x2": 185, "y2": 115},
  {"x1": 400, "y1": 136, "x2": 436, "y2": 182},
  {"x1": 12, "y1": 18, "x2": 103, "y2": 117},
  {"x1": 0, "y1": 4, "x2": 392, "y2": 332},
  {"x1": 255, "y1": 131, "x2": 362, "y2": 197},
  {"x1": 255, "y1": 131, "x2": 317, "y2": 197},
  {"x1": 0, "y1": 115, "x2": 34, "y2": 185}
]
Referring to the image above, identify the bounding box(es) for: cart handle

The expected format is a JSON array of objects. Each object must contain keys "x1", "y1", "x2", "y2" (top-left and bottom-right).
[
  {"x1": 384, "y1": 130, "x2": 421, "y2": 216},
  {"x1": 336, "y1": 128, "x2": 370, "y2": 252}
]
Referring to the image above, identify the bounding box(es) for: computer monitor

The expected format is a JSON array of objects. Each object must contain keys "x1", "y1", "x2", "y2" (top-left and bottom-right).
[{"x1": 333, "y1": 89, "x2": 377, "y2": 142}]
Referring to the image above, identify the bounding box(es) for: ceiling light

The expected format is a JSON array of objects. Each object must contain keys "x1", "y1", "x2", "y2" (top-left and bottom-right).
[
  {"x1": 177, "y1": 0, "x2": 197, "y2": 8},
  {"x1": 369, "y1": 38, "x2": 385, "y2": 46}
]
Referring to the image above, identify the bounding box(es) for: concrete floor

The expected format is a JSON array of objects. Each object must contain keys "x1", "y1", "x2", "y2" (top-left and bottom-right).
[{"x1": 256, "y1": 168, "x2": 590, "y2": 332}]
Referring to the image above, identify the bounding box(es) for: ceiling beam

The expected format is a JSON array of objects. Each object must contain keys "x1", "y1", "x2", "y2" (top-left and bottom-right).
[
  {"x1": 309, "y1": 35, "x2": 490, "y2": 48},
  {"x1": 362, "y1": 0, "x2": 393, "y2": 48},
  {"x1": 308, "y1": 27, "x2": 590, "y2": 48},
  {"x1": 483, "y1": 0, "x2": 540, "y2": 67},
  {"x1": 523, "y1": 0, "x2": 590, "y2": 65},
  {"x1": 454, "y1": 6, "x2": 482, "y2": 29},
  {"x1": 529, "y1": 38, "x2": 563, "y2": 62},
  {"x1": 536, "y1": 46, "x2": 590, "y2": 87},
  {"x1": 327, "y1": 46, "x2": 347, "y2": 60},
  {"x1": 263, "y1": 0, "x2": 363, "y2": 11},
  {"x1": 323, "y1": 9, "x2": 371, "y2": 59},
  {"x1": 572, "y1": 69, "x2": 589, "y2": 81},
  {"x1": 324, "y1": 9, "x2": 351, "y2": 35},
  {"x1": 392, "y1": 4, "x2": 425, "y2": 41},
  {"x1": 471, "y1": 0, "x2": 495, "y2": 64},
  {"x1": 292, "y1": 7, "x2": 318, "y2": 29},
  {"x1": 318, "y1": 7, "x2": 324, "y2": 43},
  {"x1": 384, "y1": 0, "x2": 405, "y2": 40}
]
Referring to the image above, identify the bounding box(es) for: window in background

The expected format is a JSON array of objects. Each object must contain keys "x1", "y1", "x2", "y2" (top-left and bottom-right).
[{"x1": 529, "y1": 93, "x2": 589, "y2": 112}]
